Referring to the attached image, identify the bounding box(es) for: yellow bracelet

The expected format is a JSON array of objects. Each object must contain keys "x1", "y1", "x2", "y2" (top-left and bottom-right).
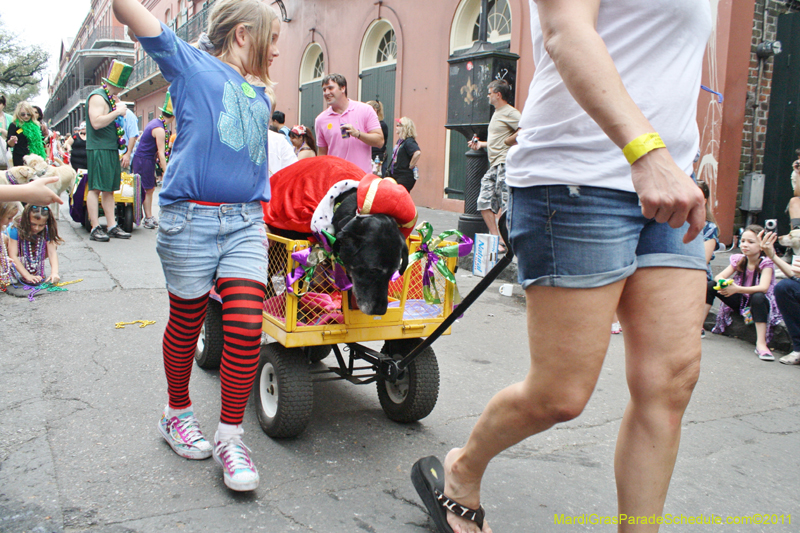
[{"x1": 622, "y1": 133, "x2": 666, "y2": 165}]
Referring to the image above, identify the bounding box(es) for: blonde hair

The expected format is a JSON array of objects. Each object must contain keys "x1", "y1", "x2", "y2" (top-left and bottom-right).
[
  {"x1": 12, "y1": 101, "x2": 38, "y2": 125},
  {"x1": 0, "y1": 201, "x2": 22, "y2": 226},
  {"x1": 367, "y1": 100, "x2": 384, "y2": 121},
  {"x1": 207, "y1": 0, "x2": 278, "y2": 86},
  {"x1": 396, "y1": 117, "x2": 417, "y2": 140}
]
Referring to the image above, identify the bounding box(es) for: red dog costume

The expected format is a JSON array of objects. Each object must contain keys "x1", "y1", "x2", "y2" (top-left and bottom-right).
[{"x1": 263, "y1": 156, "x2": 417, "y2": 238}]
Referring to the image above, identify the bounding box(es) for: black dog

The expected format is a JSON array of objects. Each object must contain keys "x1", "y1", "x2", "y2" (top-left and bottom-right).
[{"x1": 331, "y1": 189, "x2": 408, "y2": 316}]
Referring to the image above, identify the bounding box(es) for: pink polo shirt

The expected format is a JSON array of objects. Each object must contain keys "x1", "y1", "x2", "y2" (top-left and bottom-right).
[{"x1": 315, "y1": 99, "x2": 381, "y2": 173}]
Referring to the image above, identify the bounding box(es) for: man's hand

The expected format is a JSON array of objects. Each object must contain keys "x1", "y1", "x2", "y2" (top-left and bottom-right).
[
  {"x1": 116, "y1": 99, "x2": 128, "y2": 117},
  {"x1": 630, "y1": 148, "x2": 705, "y2": 244},
  {"x1": 122, "y1": 153, "x2": 131, "y2": 169}
]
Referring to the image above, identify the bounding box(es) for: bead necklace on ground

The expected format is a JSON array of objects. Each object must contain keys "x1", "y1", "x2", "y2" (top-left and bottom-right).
[
  {"x1": 20, "y1": 231, "x2": 47, "y2": 279},
  {"x1": 156, "y1": 115, "x2": 171, "y2": 174},
  {"x1": 102, "y1": 83, "x2": 127, "y2": 151}
]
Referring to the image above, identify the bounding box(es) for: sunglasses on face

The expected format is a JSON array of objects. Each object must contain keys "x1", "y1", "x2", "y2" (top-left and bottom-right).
[{"x1": 19, "y1": 112, "x2": 31, "y2": 117}]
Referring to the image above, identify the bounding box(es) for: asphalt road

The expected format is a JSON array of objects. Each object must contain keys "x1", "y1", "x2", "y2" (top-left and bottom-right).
[{"x1": 1, "y1": 198, "x2": 798, "y2": 533}]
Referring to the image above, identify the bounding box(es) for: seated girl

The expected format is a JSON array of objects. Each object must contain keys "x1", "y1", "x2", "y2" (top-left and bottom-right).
[
  {"x1": 0, "y1": 201, "x2": 22, "y2": 288},
  {"x1": 706, "y1": 224, "x2": 781, "y2": 360},
  {"x1": 7, "y1": 204, "x2": 63, "y2": 285}
]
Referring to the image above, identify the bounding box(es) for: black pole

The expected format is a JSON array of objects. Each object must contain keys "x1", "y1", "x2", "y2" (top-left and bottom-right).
[
  {"x1": 457, "y1": 144, "x2": 489, "y2": 238},
  {"x1": 478, "y1": 0, "x2": 489, "y2": 43}
]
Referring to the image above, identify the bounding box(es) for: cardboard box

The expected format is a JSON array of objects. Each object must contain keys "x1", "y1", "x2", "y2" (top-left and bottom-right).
[{"x1": 472, "y1": 233, "x2": 499, "y2": 277}]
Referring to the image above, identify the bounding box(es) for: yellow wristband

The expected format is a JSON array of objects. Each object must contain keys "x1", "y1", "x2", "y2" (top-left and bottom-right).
[{"x1": 622, "y1": 133, "x2": 666, "y2": 165}]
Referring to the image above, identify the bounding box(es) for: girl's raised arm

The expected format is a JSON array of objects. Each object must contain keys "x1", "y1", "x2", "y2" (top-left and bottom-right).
[{"x1": 112, "y1": 0, "x2": 162, "y2": 39}]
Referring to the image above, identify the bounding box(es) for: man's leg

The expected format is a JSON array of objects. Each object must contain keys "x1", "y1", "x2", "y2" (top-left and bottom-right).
[
  {"x1": 144, "y1": 188, "x2": 155, "y2": 219},
  {"x1": 101, "y1": 191, "x2": 117, "y2": 228},
  {"x1": 615, "y1": 267, "x2": 704, "y2": 531},
  {"x1": 443, "y1": 281, "x2": 624, "y2": 533},
  {"x1": 87, "y1": 189, "x2": 101, "y2": 229},
  {"x1": 477, "y1": 167, "x2": 500, "y2": 237}
]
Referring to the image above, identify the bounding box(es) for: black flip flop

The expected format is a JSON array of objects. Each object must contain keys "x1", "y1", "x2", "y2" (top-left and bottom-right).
[{"x1": 411, "y1": 456, "x2": 485, "y2": 533}]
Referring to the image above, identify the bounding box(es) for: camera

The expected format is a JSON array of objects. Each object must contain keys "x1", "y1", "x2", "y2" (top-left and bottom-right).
[{"x1": 765, "y1": 219, "x2": 778, "y2": 231}]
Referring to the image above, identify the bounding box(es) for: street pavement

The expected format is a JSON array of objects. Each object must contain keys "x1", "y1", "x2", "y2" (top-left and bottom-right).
[{"x1": 1, "y1": 195, "x2": 798, "y2": 533}]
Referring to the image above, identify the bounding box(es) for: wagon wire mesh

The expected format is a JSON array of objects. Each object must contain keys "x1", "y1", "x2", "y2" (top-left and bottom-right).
[{"x1": 262, "y1": 236, "x2": 452, "y2": 329}]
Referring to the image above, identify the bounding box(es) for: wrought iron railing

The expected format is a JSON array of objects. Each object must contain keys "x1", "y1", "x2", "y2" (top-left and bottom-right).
[
  {"x1": 85, "y1": 26, "x2": 128, "y2": 50},
  {"x1": 50, "y1": 85, "x2": 100, "y2": 126},
  {"x1": 128, "y1": 1, "x2": 215, "y2": 87}
]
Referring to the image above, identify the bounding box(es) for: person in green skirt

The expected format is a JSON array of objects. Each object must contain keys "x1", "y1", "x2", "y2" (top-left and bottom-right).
[{"x1": 86, "y1": 59, "x2": 133, "y2": 241}]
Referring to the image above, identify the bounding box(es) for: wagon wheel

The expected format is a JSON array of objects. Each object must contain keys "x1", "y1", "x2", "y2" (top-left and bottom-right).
[
  {"x1": 377, "y1": 339, "x2": 440, "y2": 423},
  {"x1": 195, "y1": 299, "x2": 223, "y2": 369},
  {"x1": 82, "y1": 206, "x2": 91, "y2": 232},
  {"x1": 305, "y1": 345, "x2": 332, "y2": 363},
  {"x1": 122, "y1": 204, "x2": 134, "y2": 233},
  {"x1": 254, "y1": 344, "x2": 313, "y2": 438}
]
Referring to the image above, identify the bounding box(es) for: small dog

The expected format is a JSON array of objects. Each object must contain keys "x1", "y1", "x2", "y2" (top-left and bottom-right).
[
  {"x1": 23, "y1": 154, "x2": 76, "y2": 217},
  {"x1": 0, "y1": 165, "x2": 37, "y2": 186},
  {"x1": 779, "y1": 229, "x2": 800, "y2": 263},
  {"x1": 265, "y1": 156, "x2": 416, "y2": 316}
]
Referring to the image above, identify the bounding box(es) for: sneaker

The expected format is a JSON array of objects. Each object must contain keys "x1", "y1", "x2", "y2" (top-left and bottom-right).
[
  {"x1": 779, "y1": 351, "x2": 800, "y2": 365},
  {"x1": 107, "y1": 225, "x2": 132, "y2": 239},
  {"x1": 611, "y1": 322, "x2": 622, "y2": 334},
  {"x1": 90, "y1": 225, "x2": 109, "y2": 242},
  {"x1": 157, "y1": 410, "x2": 213, "y2": 460},
  {"x1": 142, "y1": 217, "x2": 159, "y2": 229},
  {"x1": 213, "y1": 433, "x2": 259, "y2": 491}
]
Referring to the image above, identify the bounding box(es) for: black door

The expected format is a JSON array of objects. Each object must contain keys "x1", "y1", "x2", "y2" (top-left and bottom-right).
[
  {"x1": 762, "y1": 12, "x2": 800, "y2": 232},
  {"x1": 360, "y1": 64, "x2": 396, "y2": 150},
  {"x1": 300, "y1": 81, "x2": 324, "y2": 134}
]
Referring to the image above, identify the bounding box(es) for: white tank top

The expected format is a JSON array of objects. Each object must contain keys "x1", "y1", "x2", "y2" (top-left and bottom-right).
[{"x1": 506, "y1": 0, "x2": 712, "y2": 192}]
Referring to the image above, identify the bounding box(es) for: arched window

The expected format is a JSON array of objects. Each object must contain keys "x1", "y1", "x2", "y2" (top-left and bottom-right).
[
  {"x1": 313, "y1": 52, "x2": 324, "y2": 80},
  {"x1": 299, "y1": 43, "x2": 324, "y2": 85},
  {"x1": 451, "y1": 0, "x2": 512, "y2": 53},
  {"x1": 376, "y1": 29, "x2": 397, "y2": 64},
  {"x1": 472, "y1": 0, "x2": 512, "y2": 42}
]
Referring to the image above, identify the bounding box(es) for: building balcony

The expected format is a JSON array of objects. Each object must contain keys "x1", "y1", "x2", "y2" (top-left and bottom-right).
[{"x1": 49, "y1": 85, "x2": 100, "y2": 131}]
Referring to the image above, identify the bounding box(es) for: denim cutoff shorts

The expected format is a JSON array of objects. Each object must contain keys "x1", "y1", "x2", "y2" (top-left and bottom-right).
[
  {"x1": 156, "y1": 201, "x2": 268, "y2": 299},
  {"x1": 507, "y1": 185, "x2": 706, "y2": 290}
]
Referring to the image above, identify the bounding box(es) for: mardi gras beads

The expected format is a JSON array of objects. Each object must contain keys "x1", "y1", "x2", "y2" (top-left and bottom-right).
[
  {"x1": 156, "y1": 116, "x2": 171, "y2": 174},
  {"x1": 102, "y1": 82, "x2": 127, "y2": 151}
]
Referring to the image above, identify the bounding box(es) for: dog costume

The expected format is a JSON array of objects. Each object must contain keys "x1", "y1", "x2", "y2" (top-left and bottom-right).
[{"x1": 264, "y1": 156, "x2": 417, "y2": 238}]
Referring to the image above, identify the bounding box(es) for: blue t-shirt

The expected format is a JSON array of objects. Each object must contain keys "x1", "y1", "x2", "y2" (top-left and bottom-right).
[
  {"x1": 118, "y1": 109, "x2": 140, "y2": 145},
  {"x1": 137, "y1": 23, "x2": 272, "y2": 205}
]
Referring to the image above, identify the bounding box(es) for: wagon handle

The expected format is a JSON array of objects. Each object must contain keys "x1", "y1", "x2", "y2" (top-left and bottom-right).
[{"x1": 389, "y1": 213, "x2": 514, "y2": 378}]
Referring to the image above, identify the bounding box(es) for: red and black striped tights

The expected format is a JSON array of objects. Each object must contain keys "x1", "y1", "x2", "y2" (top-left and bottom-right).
[{"x1": 162, "y1": 278, "x2": 265, "y2": 425}]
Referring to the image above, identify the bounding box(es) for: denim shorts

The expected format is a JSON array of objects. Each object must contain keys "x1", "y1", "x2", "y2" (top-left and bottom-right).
[
  {"x1": 156, "y1": 201, "x2": 268, "y2": 299},
  {"x1": 507, "y1": 185, "x2": 706, "y2": 290}
]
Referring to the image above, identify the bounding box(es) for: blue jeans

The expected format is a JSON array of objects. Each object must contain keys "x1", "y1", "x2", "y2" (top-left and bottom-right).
[
  {"x1": 774, "y1": 278, "x2": 800, "y2": 351},
  {"x1": 156, "y1": 201, "x2": 268, "y2": 299},
  {"x1": 507, "y1": 185, "x2": 706, "y2": 289}
]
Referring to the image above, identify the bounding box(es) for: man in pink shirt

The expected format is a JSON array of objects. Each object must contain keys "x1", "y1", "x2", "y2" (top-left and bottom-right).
[{"x1": 315, "y1": 74, "x2": 383, "y2": 173}]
